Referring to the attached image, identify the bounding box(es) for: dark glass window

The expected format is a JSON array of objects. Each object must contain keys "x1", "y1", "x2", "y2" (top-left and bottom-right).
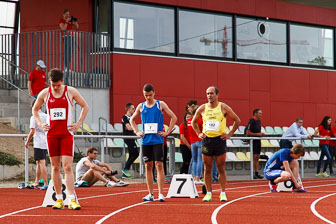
[
  {"x1": 236, "y1": 17, "x2": 287, "y2": 63},
  {"x1": 113, "y1": 2, "x2": 175, "y2": 53},
  {"x1": 179, "y1": 10, "x2": 232, "y2": 58},
  {"x1": 290, "y1": 24, "x2": 333, "y2": 67}
]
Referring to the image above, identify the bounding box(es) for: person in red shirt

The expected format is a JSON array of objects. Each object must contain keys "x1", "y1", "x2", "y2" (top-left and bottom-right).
[
  {"x1": 59, "y1": 9, "x2": 79, "y2": 71},
  {"x1": 179, "y1": 112, "x2": 192, "y2": 174},
  {"x1": 329, "y1": 120, "x2": 336, "y2": 176},
  {"x1": 314, "y1": 116, "x2": 332, "y2": 177},
  {"x1": 28, "y1": 60, "x2": 48, "y2": 98},
  {"x1": 187, "y1": 105, "x2": 204, "y2": 184}
]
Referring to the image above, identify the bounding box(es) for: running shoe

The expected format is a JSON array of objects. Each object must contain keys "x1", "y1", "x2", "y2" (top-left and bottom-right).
[
  {"x1": 292, "y1": 188, "x2": 308, "y2": 193},
  {"x1": 270, "y1": 184, "x2": 278, "y2": 193},
  {"x1": 202, "y1": 193, "x2": 212, "y2": 202},
  {"x1": 142, "y1": 194, "x2": 154, "y2": 201},
  {"x1": 321, "y1": 172, "x2": 329, "y2": 177},
  {"x1": 115, "y1": 180, "x2": 128, "y2": 187},
  {"x1": 52, "y1": 199, "x2": 64, "y2": 209},
  {"x1": 40, "y1": 185, "x2": 48, "y2": 190},
  {"x1": 68, "y1": 199, "x2": 81, "y2": 210},
  {"x1": 316, "y1": 173, "x2": 322, "y2": 177},
  {"x1": 122, "y1": 169, "x2": 133, "y2": 179},
  {"x1": 219, "y1": 192, "x2": 227, "y2": 202},
  {"x1": 105, "y1": 181, "x2": 116, "y2": 187},
  {"x1": 158, "y1": 194, "x2": 165, "y2": 202}
]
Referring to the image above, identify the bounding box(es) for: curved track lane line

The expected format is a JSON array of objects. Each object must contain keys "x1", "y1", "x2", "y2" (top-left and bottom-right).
[
  {"x1": 95, "y1": 201, "x2": 152, "y2": 224},
  {"x1": 211, "y1": 192, "x2": 269, "y2": 224},
  {"x1": 310, "y1": 192, "x2": 336, "y2": 224},
  {"x1": 0, "y1": 206, "x2": 43, "y2": 219}
]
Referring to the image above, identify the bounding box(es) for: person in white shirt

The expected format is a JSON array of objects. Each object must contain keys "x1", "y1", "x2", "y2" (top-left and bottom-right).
[
  {"x1": 280, "y1": 118, "x2": 312, "y2": 148},
  {"x1": 76, "y1": 147, "x2": 128, "y2": 187},
  {"x1": 25, "y1": 100, "x2": 48, "y2": 190}
]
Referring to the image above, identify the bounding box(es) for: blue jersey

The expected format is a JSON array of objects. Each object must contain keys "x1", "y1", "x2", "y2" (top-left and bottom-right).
[
  {"x1": 264, "y1": 148, "x2": 293, "y2": 172},
  {"x1": 140, "y1": 100, "x2": 163, "y2": 145}
]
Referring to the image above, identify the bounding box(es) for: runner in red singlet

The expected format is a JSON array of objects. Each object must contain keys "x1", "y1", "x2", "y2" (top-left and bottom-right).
[{"x1": 33, "y1": 68, "x2": 89, "y2": 210}]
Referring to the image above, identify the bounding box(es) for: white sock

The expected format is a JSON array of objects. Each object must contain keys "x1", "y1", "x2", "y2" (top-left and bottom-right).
[
  {"x1": 56, "y1": 194, "x2": 63, "y2": 200},
  {"x1": 220, "y1": 192, "x2": 226, "y2": 195},
  {"x1": 69, "y1": 194, "x2": 76, "y2": 200}
]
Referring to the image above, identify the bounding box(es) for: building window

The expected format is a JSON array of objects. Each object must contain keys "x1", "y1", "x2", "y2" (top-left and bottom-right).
[
  {"x1": 0, "y1": 1, "x2": 16, "y2": 35},
  {"x1": 236, "y1": 17, "x2": 287, "y2": 63},
  {"x1": 113, "y1": 2, "x2": 175, "y2": 53},
  {"x1": 179, "y1": 10, "x2": 232, "y2": 58},
  {"x1": 290, "y1": 24, "x2": 334, "y2": 67}
]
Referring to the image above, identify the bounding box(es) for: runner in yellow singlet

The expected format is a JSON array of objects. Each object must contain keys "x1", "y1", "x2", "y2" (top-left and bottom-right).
[{"x1": 192, "y1": 86, "x2": 241, "y2": 202}]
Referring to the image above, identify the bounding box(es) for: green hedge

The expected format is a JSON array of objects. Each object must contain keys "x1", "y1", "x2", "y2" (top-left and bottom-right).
[{"x1": 0, "y1": 151, "x2": 22, "y2": 166}]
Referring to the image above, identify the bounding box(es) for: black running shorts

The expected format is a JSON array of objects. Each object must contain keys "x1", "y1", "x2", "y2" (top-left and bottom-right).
[
  {"x1": 202, "y1": 136, "x2": 227, "y2": 156},
  {"x1": 34, "y1": 148, "x2": 47, "y2": 161},
  {"x1": 142, "y1": 144, "x2": 164, "y2": 162}
]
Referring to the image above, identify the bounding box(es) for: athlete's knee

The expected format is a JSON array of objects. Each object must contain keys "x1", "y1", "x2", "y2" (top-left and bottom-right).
[
  {"x1": 145, "y1": 162, "x2": 153, "y2": 170},
  {"x1": 63, "y1": 163, "x2": 73, "y2": 173},
  {"x1": 155, "y1": 161, "x2": 163, "y2": 169},
  {"x1": 281, "y1": 171, "x2": 291, "y2": 180}
]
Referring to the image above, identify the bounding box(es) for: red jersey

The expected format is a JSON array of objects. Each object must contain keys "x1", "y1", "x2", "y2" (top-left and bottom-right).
[
  {"x1": 46, "y1": 86, "x2": 73, "y2": 136},
  {"x1": 318, "y1": 125, "x2": 330, "y2": 145},
  {"x1": 330, "y1": 127, "x2": 336, "y2": 146},
  {"x1": 179, "y1": 122, "x2": 190, "y2": 145},
  {"x1": 58, "y1": 18, "x2": 73, "y2": 30},
  {"x1": 28, "y1": 69, "x2": 46, "y2": 95},
  {"x1": 187, "y1": 116, "x2": 203, "y2": 143}
]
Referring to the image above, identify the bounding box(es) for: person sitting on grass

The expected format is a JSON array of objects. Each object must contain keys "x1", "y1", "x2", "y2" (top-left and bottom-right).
[
  {"x1": 75, "y1": 147, "x2": 128, "y2": 187},
  {"x1": 264, "y1": 144, "x2": 307, "y2": 193}
]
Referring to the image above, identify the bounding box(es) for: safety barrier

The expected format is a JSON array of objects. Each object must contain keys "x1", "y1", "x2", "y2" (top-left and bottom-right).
[{"x1": 0, "y1": 134, "x2": 331, "y2": 183}]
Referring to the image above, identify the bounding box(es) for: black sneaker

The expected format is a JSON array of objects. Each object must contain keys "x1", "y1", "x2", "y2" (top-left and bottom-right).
[{"x1": 256, "y1": 174, "x2": 264, "y2": 179}]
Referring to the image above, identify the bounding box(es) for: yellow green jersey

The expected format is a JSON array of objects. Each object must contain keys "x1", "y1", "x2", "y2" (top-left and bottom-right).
[{"x1": 202, "y1": 103, "x2": 226, "y2": 137}]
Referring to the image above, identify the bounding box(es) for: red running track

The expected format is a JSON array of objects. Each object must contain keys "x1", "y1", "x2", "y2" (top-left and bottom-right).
[{"x1": 0, "y1": 178, "x2": 336, "y2": 224}]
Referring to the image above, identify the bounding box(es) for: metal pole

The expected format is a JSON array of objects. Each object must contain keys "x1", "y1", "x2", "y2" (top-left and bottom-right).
[
  {"x1": 101, "y1": 137, "x2": 105, "y2": 164},
  {"x1": 139, "y1": 145, "x2": 144, "y2": 178},
  {"x1": 25, "y1": 146, "x2": 29, "y2": 183},
  {"x1": 250, "y1": 139, "x2": 254, "y2": 180},
  {"x1": 17, "y1": 89, "x2": 20, "y2": 131}
]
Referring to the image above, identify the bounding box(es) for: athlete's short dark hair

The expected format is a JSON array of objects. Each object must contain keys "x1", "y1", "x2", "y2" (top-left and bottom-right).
[
  {"x1": 87, "y1": 147, "x2": 98, "y2": 155},
  {"x1": 253, "y1": 109, "x2": 261, "y2": 115},
  {"x1": 143, "y1": 84, "x2": 154, "y2": 92},
  {"x1": 125, "y1": 103, "x2": 133, "y2": 111},
  {"x1": 208, "y1": 86, "x2": 219, "y2": 94},
  {"x1": 186, "y1": 100, "x2": 197, "y2": 107},
  {"x1": 290, "y1": 144, "x2": 305, "y2": 156},
  {"x1": 49, "y1": 68, "x2": 63, "y2": 82},
  {"x1": 296, "y1": 117, "x2": 303, "y2": 122}
]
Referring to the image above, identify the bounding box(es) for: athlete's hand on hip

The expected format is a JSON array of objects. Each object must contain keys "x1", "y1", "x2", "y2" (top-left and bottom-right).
[
  {"x1": 198, "y1": 133, "x2": 206, "y2": 139},
  {"x1": 69, "y1": 123, "x2": 80, "y2": 133},
  {"x1": 158, "y1": 131, "x2": 169, "y2": 137},
  {"x1": 135, "y1": 131, "x2": 144, "y2": 137},
  {"x1": 40, "y1": 123, "x2": 50, "y2": 132},
  {"x1": 220, "y1": 133, "x2": 232, "y2": 140}
]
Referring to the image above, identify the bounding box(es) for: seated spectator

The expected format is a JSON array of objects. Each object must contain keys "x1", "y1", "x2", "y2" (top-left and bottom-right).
[
  {"x1": 75, "y1": 147, "x2": 128, "y2": 187},
  {"x1": 280, "y1": 117, "x2": 312, "y2": 148}
]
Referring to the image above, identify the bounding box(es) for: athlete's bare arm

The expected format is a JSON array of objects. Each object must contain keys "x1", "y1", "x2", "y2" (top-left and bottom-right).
[
  {"x1": 32, "y1": 88, "x2": 50, "y2": 132},
  {"x1": 283, "y1": 160, "x2": 302, "y2": 189},
  {"x1": 221, "y1": 103, "x2": 241, "y2": 139},
  {"x1": 130, "y1": 104, "x2": 144, "y2": 137},
  {"x1": 192, "y1": 104, "x2": 206, "y2": 139},
  {"x1": 68, "y1": 87, "x2": 89, "y2": 133},
  {"x1": 159, "y1": 101, "x2": 177, "y2": 137}
]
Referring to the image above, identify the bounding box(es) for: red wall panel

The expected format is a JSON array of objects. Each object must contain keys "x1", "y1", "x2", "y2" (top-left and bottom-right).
[
  {"x1": 309, "y1": 70, "x2": 328, "y2": 104},
  {"x1": 194, "y1": 61, "x2": 218, "y2": 98},
  {"x1": 271, "y1": 102, "x2": 304, "y2": 125},
  {"x1": 249, "y1": 65, "x2": 271, "y2": 92},
  {"x1": 249, "y1": 91, "x2": 271, "y2": 125}
]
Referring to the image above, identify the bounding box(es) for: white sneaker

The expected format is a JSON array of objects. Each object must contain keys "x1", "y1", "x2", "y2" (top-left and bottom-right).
[
  {"x1": 115, "y1": 180, "x2": 129, "y2": 187},
  {"x1": 105, "y1": 181, "x2": 116, "y2": 187},
  {"x1": 158, "y1": 194, "x2": 165, "y2": 202},
  {"x1": 142, "y1": 194, "x2": 154, "y2": 201},
  {"x1": 195, "y1": 180, "x2": 204, "y2": 185}
]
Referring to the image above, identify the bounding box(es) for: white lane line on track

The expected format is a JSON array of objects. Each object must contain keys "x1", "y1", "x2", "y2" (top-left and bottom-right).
[
  {"x1": 0, "y1": 206, "x2": 42, "y2": 219},
  {"x1": 310, "y1": 193, "x2": 336, "y2": 224},
  {"x1": 13, "y1": 215, "x2": 105, "y2": 217},
  {"x1": 211, "y1": 192, "x2": 270, "y2": 224},
  {"x1": 95, "y1": 201, "x2": 152, "y2": 224},
  {"x1": 2, "y1": 180, "x2": 336, "y2": 221},
  {"x1": 211, "y1": 183, "x2": 336, "y2": 224}
]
